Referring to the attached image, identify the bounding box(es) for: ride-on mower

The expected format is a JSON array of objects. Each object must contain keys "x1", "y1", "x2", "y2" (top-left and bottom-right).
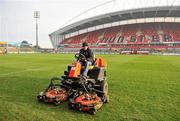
[{"x1": 37, "y1": 53, "x2": 109, "y2": 114}]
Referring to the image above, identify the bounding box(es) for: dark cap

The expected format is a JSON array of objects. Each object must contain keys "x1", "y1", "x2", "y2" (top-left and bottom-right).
[{"x1": 82, "y1": 42, "x2": 88, "y2": 47}]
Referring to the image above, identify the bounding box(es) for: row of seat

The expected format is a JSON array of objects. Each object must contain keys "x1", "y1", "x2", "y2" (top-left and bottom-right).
[{"x1": 61, "y1": 23, "x2": 180, "y2": 45}]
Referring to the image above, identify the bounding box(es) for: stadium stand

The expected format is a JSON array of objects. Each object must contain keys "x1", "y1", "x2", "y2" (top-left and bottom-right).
[
  {"x1": 61, "y1": 23, "x2": 180, "y2": 46},
  {"x1": 50, "y1": 6, "x2": 180, "y2": 53}
]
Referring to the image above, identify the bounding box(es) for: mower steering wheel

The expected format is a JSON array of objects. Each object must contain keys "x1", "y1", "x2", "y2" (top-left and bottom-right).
[{"x1": 75, "y1": 53, "x2": 86, "y2": 61}]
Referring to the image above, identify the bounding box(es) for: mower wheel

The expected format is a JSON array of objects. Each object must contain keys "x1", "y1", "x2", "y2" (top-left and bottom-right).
[
  {"x1": 89, "y1": 108, "x2": 97, "y2": 115},
  {"x1": 37, "y1": 97, "x2": 42, "y2": 102},
  {"x1": 104, "y1": 95, "x2": 109, "y2": 103},
  {"x1": 68, "y1": 103, "x2": 75, "y2": 109},
  {"x1": 98, "y1": 81, "x2": 109, "y2": 103},
  {"x1": 54, "y1": 101, "x2": 61, "y2": 106},
  {"x1": 98, "y1": 81, "x2": 108, "y2": 97},
  {"x1": 37, "y1": 92, "x2": 44, "y2": 102}
]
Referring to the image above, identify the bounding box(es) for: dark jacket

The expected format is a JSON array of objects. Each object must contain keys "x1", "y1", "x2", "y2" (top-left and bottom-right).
[{"x1": 79, "y1": 48, "x2": 94, "y2": 62}]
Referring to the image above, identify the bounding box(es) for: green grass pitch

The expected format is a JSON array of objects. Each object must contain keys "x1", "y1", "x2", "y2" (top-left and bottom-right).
[{"x1": 0, "y1": 54, "x2": 179, "y2": 121}]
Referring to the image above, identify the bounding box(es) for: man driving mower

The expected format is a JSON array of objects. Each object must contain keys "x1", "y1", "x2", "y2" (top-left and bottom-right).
[
  {"x1": 79, "y1": 42, "x2": 94, "y2": 78},
  {"x1": 37, "y1": 42, "x2": 109, "y2": 114}
]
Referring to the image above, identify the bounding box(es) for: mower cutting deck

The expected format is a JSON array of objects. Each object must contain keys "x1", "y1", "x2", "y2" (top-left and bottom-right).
[
  {"x1": 69, "y1": 91, "x2": 104, "y2": 115},
  {"x1": 37, "y1": 77, "x2": 69, "y2": 105},
  {"x1": 37, "y1": 53, "x2": 109, "y2": 114}
]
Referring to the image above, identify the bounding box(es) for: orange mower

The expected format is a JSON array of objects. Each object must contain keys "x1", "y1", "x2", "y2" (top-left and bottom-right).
[{"x1": 37, "y1": 53, "x2": 109, "y2": 114}]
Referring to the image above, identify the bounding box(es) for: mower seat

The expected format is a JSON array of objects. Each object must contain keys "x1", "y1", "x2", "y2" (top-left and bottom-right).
[
  {"x1": 80, "y1": 55, "x2": 96, "y2": 71},
  {"x1": 81, "y1": 65, "x2": 94, "y2": 70},
  {"x1": 88, "y1": 65, "x2": 94, "y2": 70},
  {"x1": 81, "y1": 55, "x2": 96, "y2": 70}
]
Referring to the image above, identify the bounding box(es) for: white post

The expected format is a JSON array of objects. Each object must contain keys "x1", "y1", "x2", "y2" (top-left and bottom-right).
[{"x1": 34, "y1": 11, "x2": 40, "y2": 49}]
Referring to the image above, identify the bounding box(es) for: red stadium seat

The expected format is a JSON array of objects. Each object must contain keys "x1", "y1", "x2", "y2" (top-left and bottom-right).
[{"x1": 60, "y1": 23, "x2": 180, "y2": 49}]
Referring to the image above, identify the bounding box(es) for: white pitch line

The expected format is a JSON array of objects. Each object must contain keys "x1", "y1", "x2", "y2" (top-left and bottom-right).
[{"x1": 0, "y1": 67, "x2": 49, "y2": 77}]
